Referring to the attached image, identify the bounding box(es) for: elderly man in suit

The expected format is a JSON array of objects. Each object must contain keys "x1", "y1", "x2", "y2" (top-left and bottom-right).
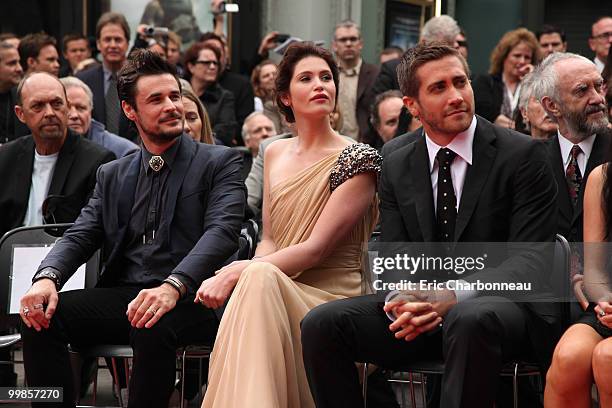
[
  {"x1": 76, "y1": 12, "x2": 134, "y2": 141},
  {"x1": 19, "y1": 50, "x2": 245, "y2": 408},
  {"x1": 0, "y1": 72, "x2": 114, "y2": 236},
  {"x1": 332, "y1": 20, "x2": 379, "y2": 142},
  {"x1": 302, "y1": 43, "x2": 559, "y2": 408},
  {"x1": 61, "y1": 76, "x2": 138, "y2": 158}
]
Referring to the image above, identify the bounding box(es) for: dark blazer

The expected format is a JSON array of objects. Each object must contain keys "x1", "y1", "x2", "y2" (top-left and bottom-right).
[
  {"x1": 38, "y1": 134, "x2": 245, "y2": 293},
  {"x1": 76, "y1": 65, "x2": 136, "y2": 142},
  {"x1": 0, "y1": 130, "x2": 115, "y2": 236},
  {"x1": 472, "y1": 73, "x2": 504, "y2": 123},
  {"x1": 379, "y1": 116, "x2": 559, "y2": 368},
  {"x1": 199, "y1": 82, "x2": 238, "y2": 146},
  {"x1": 218, "y1": 70, "x2": 255, "y2": 141},
  {"x1": 545, "y1": 133, "x2": 611, "y2": 242},
  {"x1": 356, "y1": 62, "x2": 380, "y2": 141},
  {"x1": 371, "y1": 58, "x2": 401, "y2": 96}
]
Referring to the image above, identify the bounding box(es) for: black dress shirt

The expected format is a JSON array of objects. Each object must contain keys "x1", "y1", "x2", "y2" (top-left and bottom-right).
[{"x1": 117, "y1": 137, "x2": 193, "y2": 289}]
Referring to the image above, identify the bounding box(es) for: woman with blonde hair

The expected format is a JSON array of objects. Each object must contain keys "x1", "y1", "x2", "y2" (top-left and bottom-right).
[
  {"x1": 181, "y1": 85, "x2": 214, "y2": 144},
  {"x1": 473, "y1": 28, "x2": 540, "y2": 128}
]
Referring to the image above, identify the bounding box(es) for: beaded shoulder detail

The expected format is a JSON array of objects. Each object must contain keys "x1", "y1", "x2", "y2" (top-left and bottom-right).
[{"x1": 329, "y1": 143, "x2": 383, "y2": 192}]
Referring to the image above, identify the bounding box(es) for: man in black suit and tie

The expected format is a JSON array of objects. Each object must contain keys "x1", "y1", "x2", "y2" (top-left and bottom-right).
[
  {"x1": 301, "y1": 43, "x2": 559, "y2": 408},
  {"x1": 18, "y1": 50, "x2": 245, "y2": 407},
  {"x1": 77, "y1": 12, "x2": 134, "y2": 142},
  {"x1": 534, "y1": 52, "x2": 611, "y2": 243}
]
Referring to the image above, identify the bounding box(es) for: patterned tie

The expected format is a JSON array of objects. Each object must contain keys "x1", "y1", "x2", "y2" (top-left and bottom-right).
[
  {"x1": 565, "y1": 145, "x2": 583, "y2": 206},
  {"x1": 105, "y1": 73, "x2": 120, "y2": 135},
  {"x1": 436, "y1": 148, "x2": 457, "y2": 242}
]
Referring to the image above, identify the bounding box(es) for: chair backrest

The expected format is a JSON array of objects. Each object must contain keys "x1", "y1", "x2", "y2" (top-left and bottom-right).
[
  {"x1": 552, "y1": 234, "x2": 571, "y2": 328},
  {"x1": 0, "y1": 224, "x2": 100, "y2": 316}
]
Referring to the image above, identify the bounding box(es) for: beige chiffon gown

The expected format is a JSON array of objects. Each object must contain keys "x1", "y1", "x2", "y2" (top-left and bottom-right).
[{"x1": 202, "y1": 143, "x2": 381, "y2": 408}]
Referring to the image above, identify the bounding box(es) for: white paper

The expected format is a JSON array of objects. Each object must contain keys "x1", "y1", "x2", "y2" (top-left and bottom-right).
[{"x1": 8, "y1": 245, "x2": 86, "y2": 314}]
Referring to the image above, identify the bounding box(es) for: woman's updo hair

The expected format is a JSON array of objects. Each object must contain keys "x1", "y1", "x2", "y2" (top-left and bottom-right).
[{"x1": 275, "y1": 42, "x2": 339, "y2": 123}]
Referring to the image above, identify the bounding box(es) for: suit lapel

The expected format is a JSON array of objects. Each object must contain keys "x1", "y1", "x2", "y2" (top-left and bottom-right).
[
  {"x1": 407, "y1": 136, "x2": 437, "y2": 241},
  {"x1": 14, "y1": 137, "x2": 35, "y2": 221},
  {"x1": 548, "y1": 136, "x2": 573, "y2": 221},
  {"x1": 165, "y1": 135, "x2": 196, "y2": 237},
  {"x1": 454, "y1": 119, "x2": 496, "y2": 242},
  {"x1": 48, "y1": 132, "x2": 77, "y2": 195}
]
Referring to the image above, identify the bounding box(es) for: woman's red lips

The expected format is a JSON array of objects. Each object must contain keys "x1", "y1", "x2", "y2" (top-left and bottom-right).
[{"x1": 310, "y1": 94, "x2": 328, "y2": 101}]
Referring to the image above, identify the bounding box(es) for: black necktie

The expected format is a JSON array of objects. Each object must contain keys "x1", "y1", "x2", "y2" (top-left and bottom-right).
[
  {"x1": 105, "y1": 73, "x2": 120, "y2": 134},
  {"x1": 436, "y1": 148, "x2": 457, "y2": 242},
  {"x1": 565, "y1": 145, "x2": 583, "y2": 207}
]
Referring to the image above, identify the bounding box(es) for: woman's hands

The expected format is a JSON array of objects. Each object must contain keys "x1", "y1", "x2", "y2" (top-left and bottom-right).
[
  {"x1": 595, "y1": 297, "x2": 612, "y2": 328},
  {"x1": 195, "y1": 260, "x2": 252, "y2": 309}
]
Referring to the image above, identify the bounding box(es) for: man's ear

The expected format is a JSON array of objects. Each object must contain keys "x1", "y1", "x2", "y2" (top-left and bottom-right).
[
  {"x1": 122, "y1": 100, "x2": 136, "y2": 121},
  {"x1": 541, "y1": 96, "x2": 560, "y2": 119},
  {"x1": 402, "y1": 95, "x2": 419, "y2": 119},
  {"x1": 520, "y1": 106, "x2": 529, "y2": 124},
  {"x1": 26, "y1": 57, "x2": 36, "y2": 70},
  {"x1": 14, "y1": 105, "x2": 25, "y2": 124}
]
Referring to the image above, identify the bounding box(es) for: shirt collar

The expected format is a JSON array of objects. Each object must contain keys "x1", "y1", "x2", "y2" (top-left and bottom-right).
[
  {"x1": 425, "y1": 115, "x2": 476, "y2": 173},
  {"x1": 339, "y1": 58, "x2": 362, "y2": 77},
  {"x1": 594, "y1": 57, "x2": 605, "y2": 73},
  {"x1": 557, "y1": 130, "x2": 596, "y2": 165},
  {"x1": 141, "y1": 136, "x2": 182, "y2": 174}
]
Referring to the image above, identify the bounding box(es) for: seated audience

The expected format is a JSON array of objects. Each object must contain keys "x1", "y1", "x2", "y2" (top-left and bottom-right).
[
  {"x1": 473, "y1": 28, "x2": 540, "y2": 128},
  {"x1": 456, "y1": 28, "x2": 468, "y2": 60},
  {"x1": 184, "y1": 42, "x2": 237, "y2": 146},
  {"x1": 201, "y1": 32, "x2": 255, "y2": 142},
  {"x1": 18, "y1": 50, "x2": 245, "y2": 408},
  {"x1": 59, "y1": 33, "x2": 91, "y2": 78},
  {"x1": 61, "y1": 76, "x2": 138, "y2": 158},
  {"x1": 537, "y1": 24, "x2": 567, "y2": 58},
  {"x1": 181, "y1": 84, "x2": 214, "y2": 144},
  {"x1": 379, "y1": 46, "x2": 403, "y2": 64},
  {"x1": 18, "y1": 32, "x2": 60, "y2": 77},
  {"x1": 199, "y1": 42, "x2": 380, "y2": 407},
  {"x1": 0, "y1": 41, "x2": 23, "y2": 143},
  {"x1": 363, "y1": 89, "x2": 417, "y2": 149},
  {"x1": 166, "y1": 31, "x2": 184, "y2": 77},
  {"x1": 301, "y1": 42, "x2": 559, "y2": 408},
  {"x1": 241, "y1": 111, "x2": 276, "y2": 179},
  {"x1": 0, "y1": 33, "x2": 20, "y2": 49},
  {"x1": 514, "y1": 72, "x2": 557, "y2": 139},
  {"x1": 251, "y1": 60, "x2": 288, "y2": 134},
  {"x1": 588, "y1": 16, "x2": 612, "y2": 73}
]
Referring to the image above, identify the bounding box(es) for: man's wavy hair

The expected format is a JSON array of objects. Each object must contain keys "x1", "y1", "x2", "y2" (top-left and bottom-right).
[
  {"x1": 118, "y1": 48, "x2": 180, "y2": 110},
  {"x1": 397, "y1": 42, "x2": 469, "y2": 98}
]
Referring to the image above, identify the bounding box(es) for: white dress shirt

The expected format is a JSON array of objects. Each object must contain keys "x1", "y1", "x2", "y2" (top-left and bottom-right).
[
  {"x1": 557, "y1": 130, "x2": 596, "y2": 176},
  {"x1": 23, "y1": 150, "x2": 58, "y2": 227},
  {"x1": 594, "y1": 57, "x2": 605, "y2": 73}
]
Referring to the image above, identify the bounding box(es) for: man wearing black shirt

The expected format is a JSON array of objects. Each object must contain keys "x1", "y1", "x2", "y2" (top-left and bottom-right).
[
  {"x1": 0, "y1": 41, "x2": 23, "y2": 143},
  {"x1": 19, "y1": 50, "x2": 245, "y2": 408}
]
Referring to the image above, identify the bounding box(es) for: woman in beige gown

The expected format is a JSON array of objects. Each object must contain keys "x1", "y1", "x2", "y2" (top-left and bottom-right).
[{"x1": 196, "y1": 42, "x2": 381, "y2": 407}]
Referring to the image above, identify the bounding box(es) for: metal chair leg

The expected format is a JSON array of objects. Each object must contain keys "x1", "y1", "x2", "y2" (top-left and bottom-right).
[
  {"x1": 362, "y1": 363, "x2": 368, "y2": 408},
  {"x1": 420, "y1": 373, "x2": 427, "y2": 408},
  {"x1": 513, "y1": 363, "x2": 518, "y2": 408},
  {"x1": 409, "y1": 372, "x2": 416, "y2": 408},
  {"x1": 180, "y1": 349, "x2": 187, "y2": 408},
  {"x1": 111, "y1": 358, "x2": 123, "y2": 407}
]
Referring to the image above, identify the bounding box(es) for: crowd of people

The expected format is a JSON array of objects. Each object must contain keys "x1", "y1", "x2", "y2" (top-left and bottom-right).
[{"x1": 1, "y1": 5, "x2": 612, "y2": 408}]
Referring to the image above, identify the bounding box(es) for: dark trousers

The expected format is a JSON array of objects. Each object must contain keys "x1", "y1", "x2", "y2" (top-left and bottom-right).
[
  {"x1": 301, "y1": 294, "x2": 531, "y2": 408},
  {"x1": 21, "y1": 286, "x2": 218, "y2": 408}
]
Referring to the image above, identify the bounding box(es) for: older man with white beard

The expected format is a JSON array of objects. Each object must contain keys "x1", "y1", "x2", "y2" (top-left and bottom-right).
[{"x1": 533, "y1": 52, "x2": 611, "y2": 243}]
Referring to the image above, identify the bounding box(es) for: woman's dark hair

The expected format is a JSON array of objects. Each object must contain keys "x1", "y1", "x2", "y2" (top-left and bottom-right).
[
  {"x1": 117, "y1": 48, "x2": 180, "y2": 109},
  {"x1": 182, "y1": 42, "x2": 221, "y2": 81},
  {"x1": 275, "y1": 42, "x2": 339, "y2": 123}
]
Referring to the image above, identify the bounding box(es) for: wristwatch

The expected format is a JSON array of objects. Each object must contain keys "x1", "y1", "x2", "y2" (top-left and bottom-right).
[{"x1": 32, "y1": 268, "x2": 61, "y2": 290}]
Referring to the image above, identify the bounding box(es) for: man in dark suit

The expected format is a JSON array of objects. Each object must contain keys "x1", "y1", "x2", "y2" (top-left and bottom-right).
[
  {"x1": 301, "y1": 43, "x2": 559, "y2": 408},
  {"x1": 0, "y1": 71, "x2": 115, "y2": 237},
  {"x1": 76, "y1": 12, "x2": 135, "y2": 142},
  {"x1": 534, "y1": 52, "x2": 611, "y2": 243},
  {"x1": 332, "y1": 20, "x2": 379, "y2": 141},
  {"x1": 18, "y1": 50, "x2": 245, "y2": 407}
]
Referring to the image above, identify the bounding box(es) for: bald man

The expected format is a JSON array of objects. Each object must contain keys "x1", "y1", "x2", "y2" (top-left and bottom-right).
[{"x1": 0, "y1": 72, "x2": 114, "y2": 236}]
